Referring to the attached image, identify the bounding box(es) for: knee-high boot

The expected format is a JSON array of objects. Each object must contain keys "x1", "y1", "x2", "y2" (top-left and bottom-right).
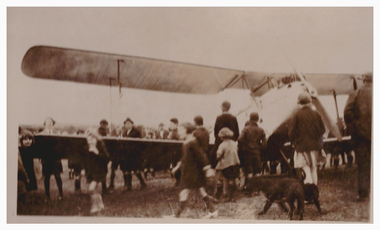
[
  {"x1": 214, "y1": 184, "x2": 223, "y2": 200},
  {"x1": 102, "y1": 181, "x2": 107, "y2": 194},
  {"x1": 74, "y1": 178, "x2": 81, "y2": 192},
  {"x1": 124, "y1": 174, "x2": 132, "y2": 191},
  {"x1": 136, "y1": 172, "x2": 147, "y2": 190},
  {"x1": 109, "y1": 171, "x2": 115, "y2": 189}
]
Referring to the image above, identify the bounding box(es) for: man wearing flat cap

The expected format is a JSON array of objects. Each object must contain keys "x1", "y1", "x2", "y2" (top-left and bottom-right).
[
  {"x1": 211, "y1": 101, "x2": 239, "y2": 168},
  {"x1": 120, "y1": 117, "x2": 147, "y2": 191},
  {"x1": 344, "y1": 73, "x2": 373, "y2": 202},
  {"x1": 98, "y1": 119, "x2": 109, "y2": 137},
  {"x1": 289, "y1": 92, "x2": 325, "y2": 187}
]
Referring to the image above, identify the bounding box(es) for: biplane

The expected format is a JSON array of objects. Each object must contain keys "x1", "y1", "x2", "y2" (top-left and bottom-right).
[{"x1": 20, "y1": 46, "x2": 360, "y2": 174}]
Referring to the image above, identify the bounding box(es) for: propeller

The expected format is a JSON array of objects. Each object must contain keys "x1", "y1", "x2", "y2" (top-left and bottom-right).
[{"x1": 294, "y1": 70, "x2": 342, "y2": 141}]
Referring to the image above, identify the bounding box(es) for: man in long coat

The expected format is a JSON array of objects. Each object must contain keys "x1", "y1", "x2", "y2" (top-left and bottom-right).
[
  {"x1": 121, "y1": 117, "x2": 147, "y2": 191},
  {"x1": 344, "y1": 73, "x2": 372, "y2": 201},
  {"x1": 211, "y1": 101, "x2": 239, "y2": 168}
]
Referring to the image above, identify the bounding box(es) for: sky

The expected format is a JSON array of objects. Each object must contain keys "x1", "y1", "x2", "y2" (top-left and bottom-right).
[{"x1": 7, "y1": 7, "x2": 373, "y2": 130}]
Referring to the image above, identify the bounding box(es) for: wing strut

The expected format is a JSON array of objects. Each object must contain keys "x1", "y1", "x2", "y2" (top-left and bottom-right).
[{"x1": 222, "y1": 74, "x2": 242, "y2": 90}]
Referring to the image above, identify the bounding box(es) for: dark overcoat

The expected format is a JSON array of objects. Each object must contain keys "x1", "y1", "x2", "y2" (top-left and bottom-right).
[
  {"x1": 288, "y1": 106, "x2": 325, "y2": 152},
  {"x1": 180, "y1": 138, "x2": 209, "y2": 189}
]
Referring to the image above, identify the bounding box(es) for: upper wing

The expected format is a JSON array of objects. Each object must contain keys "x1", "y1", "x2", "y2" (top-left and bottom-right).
[
  {"x1": 21, "y1": 46, "x2": 361, "y2": 95},
  {"x1": 243, "y1": 72, "x2": 361, "y2": 96},
  {"x1": 21, "y1": 46, "x2": 246, "y2": 95}
]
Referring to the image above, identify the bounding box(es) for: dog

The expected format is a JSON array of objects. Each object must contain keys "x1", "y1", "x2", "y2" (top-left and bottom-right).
[
  {"x1": 303, "y1": 183, "x2": 324, "y2": 214},
  {"x1": 248, "y1": 175, "x2": 305, "y2": 220},
  {"x1": 288, "y1": 168, "x2": 325, "y2": 215}
]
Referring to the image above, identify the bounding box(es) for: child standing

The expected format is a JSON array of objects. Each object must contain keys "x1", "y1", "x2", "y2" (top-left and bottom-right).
[
  {"x1": 171, "y1": 122, "x2": 218, "y2": 219},
  {"x1": 215, "y1": 127, "x2": 240, "y2": 202},
  {"x1": 85, "y1": 129, "x2": 110, "y2": 214}
]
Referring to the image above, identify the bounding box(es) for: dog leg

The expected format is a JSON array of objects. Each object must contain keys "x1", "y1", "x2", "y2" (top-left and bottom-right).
[
  {"x1": 258, "y1": 200, "x2": 273, "y2": 215},
  {"x1": 298, "y1": 210, "x2": 304, "y2": 220},
  {"x1": 287, "y1": 202, "x2": 295, "y2": 220},
  {"x1": 297, "y1": 197, "x2": 305, "y2": 220},
  {"x1": 314, "y1": 199, "x2": 324, "y2": 214},
  {"x1": 278, "y1": 201, "x2": 289, "y2": 213}
]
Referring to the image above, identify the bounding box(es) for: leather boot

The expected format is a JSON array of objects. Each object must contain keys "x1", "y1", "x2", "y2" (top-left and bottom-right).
[
  {"x1": 74, "y1": 179, "x2": 81, "y2": 192},
  {"x1": 102, "y1": 182, "x2": 108, "y2": 194},
  {"x1": 109, "y1": 171, "x2": 115, "y2": 189},
  {"x1": 124, "y1": 174, "x2": 132, "y2": 191},
  {"x1": 214, "y1": 184, "x2": 223, "y2": 200},
  {"x1": 136, "y1": 172, "x2": 147, "y2": 190}
]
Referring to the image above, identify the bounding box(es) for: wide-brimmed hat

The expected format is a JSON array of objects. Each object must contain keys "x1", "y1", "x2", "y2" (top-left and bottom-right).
[{"x1": 123, "y1": 117, "x2": 134, "y2": 124}]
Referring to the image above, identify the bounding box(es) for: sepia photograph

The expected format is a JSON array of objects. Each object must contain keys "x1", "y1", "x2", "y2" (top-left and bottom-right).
[{"x1": 7, "y1": 5, "x2": 374, "y2": 223}]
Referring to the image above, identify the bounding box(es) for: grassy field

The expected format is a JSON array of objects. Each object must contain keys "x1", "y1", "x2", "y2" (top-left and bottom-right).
[{"x1": 17, "y1": 159, "x2": 371, "y2": 222}]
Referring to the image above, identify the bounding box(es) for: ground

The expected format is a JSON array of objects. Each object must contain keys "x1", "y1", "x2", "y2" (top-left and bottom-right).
[{"x1": 16, "y1": 159, "x2": 371, "y2": 222}]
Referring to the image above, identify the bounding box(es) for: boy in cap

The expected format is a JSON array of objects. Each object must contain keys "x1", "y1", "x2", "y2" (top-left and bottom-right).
[{"x1": 238, "y1": 112, "x2": 267, "y2": 195}]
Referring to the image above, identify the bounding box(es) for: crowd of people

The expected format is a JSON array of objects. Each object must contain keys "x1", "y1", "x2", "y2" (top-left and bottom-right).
[{"x1": 17, "y1": 73, "x2": 372, "y2": 217}]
